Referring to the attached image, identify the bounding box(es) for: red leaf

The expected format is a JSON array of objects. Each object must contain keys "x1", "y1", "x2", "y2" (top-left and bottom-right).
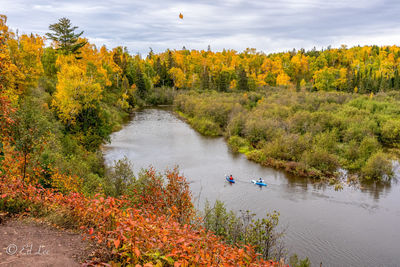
[
  {"x1": 134, "y1": 247, "x2": 140, "y2": 257},
  {"x1": 114, "y1": 239, "x2": 120, "y2": 249},
  {"x1": 89, "y1": 228, "x2": 94, "y2": 235}
]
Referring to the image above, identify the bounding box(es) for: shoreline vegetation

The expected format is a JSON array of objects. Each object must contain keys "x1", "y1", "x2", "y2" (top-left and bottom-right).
[
  {"x1": 174, "y1": 90, "x2": 400, "y2": 186},
  {"x1": 0, "y1": 14, "x2": 399, "y2": 265}
]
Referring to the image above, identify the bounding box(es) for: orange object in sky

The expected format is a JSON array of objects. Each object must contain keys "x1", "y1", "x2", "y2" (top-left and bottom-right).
[{"x1": 179, "y1": 13, "x2": 183, "y2": 19}]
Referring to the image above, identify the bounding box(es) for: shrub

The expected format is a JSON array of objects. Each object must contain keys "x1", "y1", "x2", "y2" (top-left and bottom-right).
[
  {"x1": 247, "y1": 149, "x2": 267, "y2": 163},
  {"x1": 227, "y1": 135, "x2": 250, "y2": 153},
  {"x1": 313, "y1": 130, "x2": 339, "y2": 154},
  {"x1": 263, "y1": 134, "x2": 311, "y2": 162},
  {"x1": 381, "y1": 119, "x2": 400, "y2": 146},
  {"x1": 203, "y1": 200, "x2": 286, "y2": 261},
  {"x1": 301, "y1": 148, "x2": 339, "y2": 174},
  {"x1": 226, "y1": 110, "x2": 247, "y2": 137},
  {"x1": 105, "y1": 156, "x2": 135, "y2": 197},
  {"x1": 361, "y1": 152, "x2": 394, "y2": 181},
  {"x1": 358, "y1": 136, "x2": 381, "y2": 160},
  {"x1": 145, "y1": 87, "x2": 175, "y2": 105},
  {"x1": 289, "y1": 254, "x2": 311, "y2": 267},
  {"x1": 188, "y1": 116, "x2": 222, "y2": 136},
  {"x1": 243, "y1": 117, "x2": 283, "y2": 145}
]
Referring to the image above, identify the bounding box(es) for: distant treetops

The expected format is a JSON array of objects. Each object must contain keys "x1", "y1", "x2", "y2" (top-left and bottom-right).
[
  {"x1": 3, "y1": 14, "x2": 400, "y2": 105},
  {"x1": 146, "y1": 45, "x2": 400, "y2": 93}
]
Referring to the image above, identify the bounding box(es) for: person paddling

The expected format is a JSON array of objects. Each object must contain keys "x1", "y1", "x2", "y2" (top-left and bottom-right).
[
  {"x1": 229, "y1": 175, "x2": 234, "y2": 181},
  {"x1": 258, "y1": 178, "x2": 263, "y2": 183}
]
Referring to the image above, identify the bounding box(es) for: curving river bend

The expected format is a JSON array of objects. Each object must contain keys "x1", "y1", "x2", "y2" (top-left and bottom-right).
[{"x1": 103, "y1": 108, "x2": 400, "y2": 267}]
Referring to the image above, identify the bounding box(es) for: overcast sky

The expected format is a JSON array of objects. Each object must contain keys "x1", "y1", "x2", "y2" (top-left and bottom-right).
[{"x1": 2, "y1": 0, "x2": 400, "y2": 55}]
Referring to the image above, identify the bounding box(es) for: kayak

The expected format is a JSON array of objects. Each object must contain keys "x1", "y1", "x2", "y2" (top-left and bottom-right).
[
  {"x1": 252, "y1": 180, "x2": 267, "y2": 186},
  {"x1": 226, "y1": 176, "x2": 235, "y2": 183}
]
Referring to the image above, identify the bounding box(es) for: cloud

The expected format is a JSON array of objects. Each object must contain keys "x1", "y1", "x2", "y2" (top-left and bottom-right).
[{"x1": 2, "y1": 0, "x2": 399, "y2": 54}]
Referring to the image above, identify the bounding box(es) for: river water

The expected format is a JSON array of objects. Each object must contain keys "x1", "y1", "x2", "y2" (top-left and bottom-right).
[{"x1": 103, "y1": 108, "x2": 400, "y2": 267}]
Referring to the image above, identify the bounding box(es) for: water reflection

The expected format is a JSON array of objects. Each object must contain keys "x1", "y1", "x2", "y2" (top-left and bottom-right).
[
  {"x1": 285, "y1": 167, "x2": 396, "y2": 200},
  {"x1": 359, "y1": 181, "x2": 393, "y2": 200}
]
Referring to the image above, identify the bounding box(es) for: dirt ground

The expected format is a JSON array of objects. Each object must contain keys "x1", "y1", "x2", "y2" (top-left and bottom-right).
[{"x1": 0, "y1": 218, "x2": 94, "y2": 267}]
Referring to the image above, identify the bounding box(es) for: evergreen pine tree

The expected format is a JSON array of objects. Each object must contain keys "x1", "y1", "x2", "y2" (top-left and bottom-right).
[
  {"x1": 394, "y1": 69, "x2": 400, "y2": 90},
  {"x1": 217, "y1": 71, "x2": 229, "y2": 92},
  {"x1": 201, "y1": 67, "x2": 210, "y2": 90},
  {"x1": 135, "y1": 67, "x2": 147, "y2": 98},
  {"x1": 237, "y1": 67, "x2": 249, "y2": 91},
  {"x1": 46, "y1": 17, "x2": 87, "y2": 56}
]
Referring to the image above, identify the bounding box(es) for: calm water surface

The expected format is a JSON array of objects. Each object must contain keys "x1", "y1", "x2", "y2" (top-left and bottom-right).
[{"x1": 103, "y1": 108, "x2": 400, "y2": 267}]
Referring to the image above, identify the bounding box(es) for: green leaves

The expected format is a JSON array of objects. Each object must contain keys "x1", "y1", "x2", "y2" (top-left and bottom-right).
[
  {"x1": 361, "y1": 151, "x2": 394, "y2": 181},
  {"x1": 46, "y1": 17, "x2": 87, "y2": 56},
  {"x1": 203, "y1": 200, "x2": 285, "y2": 261}
]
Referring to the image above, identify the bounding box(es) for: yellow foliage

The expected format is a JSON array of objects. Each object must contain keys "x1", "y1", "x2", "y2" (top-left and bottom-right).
[
  {"x1": 117, "y1": 94, "x2": 130, "y2": 110},
  {"x1": 256, "y1": 74, "x2": 267, "y2": 86},
  {"x1": 152, "y1": 75, "x2": 160, "y2": 85},
  {"x1": 53, "y1": 56, "x2": 103, "y2": 124},
  {"x1": 336, "y1": 68, "x2": 348, "y2": 90},
  {"x1": 300, "y1": 79, "x2": 307, "y2": 89},
  {"x1": 229, "y1": 79, "x2": 237, "y2": 89},
  {"x1": 7, "y1": 34, "x2": 44, "y2": 89},
  {"x1": 168, "y1": 67, "x2": 185, "y2": 88},
  {"x1": 51, "y1": 170, "x2": 83, "y2": 193},
  {"x1": 0, "y1": 15, "x2": 25, "y2": 102},
  {"x1": 276, "y1": 72, "x2": 291, "y2": 86},
  {"x1": 290, "y1": 53, "x2": 308, "y2": 76}
]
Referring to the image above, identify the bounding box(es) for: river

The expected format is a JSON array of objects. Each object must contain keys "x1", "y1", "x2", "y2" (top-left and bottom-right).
[{"x1": 103, "y1": 108, "x2": 400, "y2": 267}]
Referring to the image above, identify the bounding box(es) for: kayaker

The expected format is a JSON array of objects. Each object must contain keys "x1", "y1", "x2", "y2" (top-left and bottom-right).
[
  {"x1": 229, "y1": 175, "x2": 234, "y2": 181},
  {"x1": 258, "y1": 178, "x2": 263, "y2": 183}
]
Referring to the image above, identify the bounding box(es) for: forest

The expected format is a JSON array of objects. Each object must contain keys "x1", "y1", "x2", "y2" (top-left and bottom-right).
[{"x1": 1, "y1": 13, "x2": 399, "y2": 265}]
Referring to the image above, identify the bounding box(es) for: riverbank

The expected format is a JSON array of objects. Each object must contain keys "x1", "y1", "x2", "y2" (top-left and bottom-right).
[
  {"x1": 174, "y1": 89, "x2": 400, "y2": 184},
  {"x1": 103, "y1": 108, "x2": 400, "y2": 266}
]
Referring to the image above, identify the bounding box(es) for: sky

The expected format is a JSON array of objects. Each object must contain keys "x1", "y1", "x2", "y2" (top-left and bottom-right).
[{"x1": 2, "y1": 0, "x2": 400, "y2": 55}]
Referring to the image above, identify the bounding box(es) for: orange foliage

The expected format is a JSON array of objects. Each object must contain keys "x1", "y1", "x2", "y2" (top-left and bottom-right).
[
  {"x1": 0, "y1": 94, "x2": 15, "y2": 139},
  {"x1": 0, "y1": 148, "x2": 281, "y2": 266}
]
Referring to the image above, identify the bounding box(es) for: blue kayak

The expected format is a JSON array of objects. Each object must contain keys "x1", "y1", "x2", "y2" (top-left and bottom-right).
[
  {"x1": 252, "y1": 180, "x2": 267, "y2": 186},
  {"x1": 226, "y1": 176, "x2": 235, "y2": 183}
]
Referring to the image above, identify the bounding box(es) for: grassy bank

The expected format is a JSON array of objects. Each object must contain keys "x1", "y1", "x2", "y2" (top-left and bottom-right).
[{"x1": 174, "y1": 89, "x2": 400, "y2": 182}]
